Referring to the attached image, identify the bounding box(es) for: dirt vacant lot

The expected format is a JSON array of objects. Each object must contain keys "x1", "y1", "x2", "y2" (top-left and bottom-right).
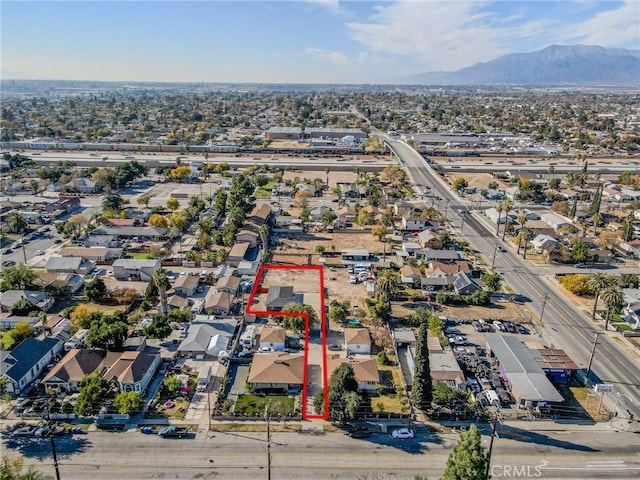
[{"x1": 274, "y1": 231, "x2": 386, "y2": 255}]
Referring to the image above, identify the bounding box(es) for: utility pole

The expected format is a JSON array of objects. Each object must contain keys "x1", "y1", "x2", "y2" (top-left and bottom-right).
[
  {"x1": 539, "y1": 292, "x2": 549, "y2": 323},
  {"x1": 585, "y1": 332, "x2": 600, "y2": 385},
  {"x1": 485, "y1": 421, "x2": 498, "y2": 479},
  {"x1": 265, "y1": 401, "x2": 272, "y2": 480},
  {"x1": 491, "y1": 243, "x2": 499, "y2": 269},
  {"x1": 50, "y1": 436, "x2": 61, "y2": 480}
]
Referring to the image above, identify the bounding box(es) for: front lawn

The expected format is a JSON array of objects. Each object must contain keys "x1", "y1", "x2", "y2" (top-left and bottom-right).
[
  {"x1": 255, "y1": 182, "x2": 275, "y2": 199},
  {"x1": 234, "y1": 394, "x2": 296, "y2": 416}
]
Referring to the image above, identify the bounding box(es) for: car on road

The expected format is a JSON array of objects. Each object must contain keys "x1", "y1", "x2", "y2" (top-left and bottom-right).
[
  {"x1": 391, "y1": 428, "x2": 414, "y2": 439},
  {"x1": 497, "y1": 245, "x2": 506, "y2": 252},
  {"x1": 35, "y1": 250, "x2": 44, "y2": 255},
  {"x1": 53, "y1": 239, "x2": 62, "y2": 244},
  {"x1": 575, "y1": 263, "x2": 587, "y2": 268},
  {"x1": 2, "y1": 259, "x2": 16, "y2": 267},
  {"x1": 348, "y1": 430, "x2": 372, "y2": 439},
  {"x1": 12, "y1": 426, "x2": 37, "y2": 437}
]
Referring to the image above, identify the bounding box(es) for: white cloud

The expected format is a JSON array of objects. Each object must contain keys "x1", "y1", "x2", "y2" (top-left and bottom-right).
[
  {"x1": 346, "y1": 0, "x2": 640, "y2": 72},
  {"x1": 305, "y1": 0, "x2": 340, "y2": 12},
  {"x1": 304, "y1": 47, "x2": 351, "y2": 64},
  {"x1": 558, "y1": 0, "x2": 640, "y2": 48}
]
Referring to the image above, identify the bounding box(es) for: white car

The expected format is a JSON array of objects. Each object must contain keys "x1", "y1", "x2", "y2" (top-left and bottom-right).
[
  {"x1": 35, "y1": 250, "x2": 44, "y2": 255},
  {"x1": 391, "y1": 428, "x2": 415, "y2": 439},
  {"x1": 257, "y1": 346, "x2": 272, "y2": 353}
]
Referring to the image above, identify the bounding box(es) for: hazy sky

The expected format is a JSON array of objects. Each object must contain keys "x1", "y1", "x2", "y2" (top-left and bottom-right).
[{"x1": 2, "y1": 0, "x2": 639, "y2": 83}]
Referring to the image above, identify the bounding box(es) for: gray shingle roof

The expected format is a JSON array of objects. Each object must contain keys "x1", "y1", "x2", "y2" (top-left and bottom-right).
[{"x1": 2, "y1": 337, "x2": 60, "y2": 383}]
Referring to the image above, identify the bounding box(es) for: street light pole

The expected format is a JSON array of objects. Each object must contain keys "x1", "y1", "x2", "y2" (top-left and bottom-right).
[{"x1": 540, "y1": 293, "x2": 549, "y2": 323}]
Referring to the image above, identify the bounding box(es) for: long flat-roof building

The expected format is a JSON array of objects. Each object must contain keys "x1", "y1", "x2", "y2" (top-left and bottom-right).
[{"x1": 486, "y1": 335, "x2": 564, "y2": 407}]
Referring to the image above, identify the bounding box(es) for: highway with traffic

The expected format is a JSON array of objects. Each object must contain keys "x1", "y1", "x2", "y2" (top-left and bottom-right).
[{"x1": 385, "y1": 137, "x2": 640, "y2": 419}]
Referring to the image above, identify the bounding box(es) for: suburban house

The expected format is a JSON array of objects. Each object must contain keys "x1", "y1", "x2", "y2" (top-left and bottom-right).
[
  {"x1": 530, "y1": 234, "x2": 560, "y2": 254},
  {"x1": 417, "y1": 230, "x2": 443, "y2": 249},
  {"x1": 327, "y1": 354, "x2": 379, "y2": 392},
  {"x1": 102, "y1": 351, "x2": 162, "y2": 394},
  {"x1": 345, "y1": 328, "x2": 371, "y2": 354},
  {"x1": 402, "y1": 215, "x2": 432, "y2": 231},
  {"x1": 420, "y1": 276, "x2": 452, "y2": 292},
  {"x1": 68, "y1": 177, "x2": 99, "y2": 193},
  {"x1": 45, "y1": 256, "x2": 94, "y2": 275},
  {"x1": 41, "y1": 348, "x2": 105, "y2": 392},
  {"x1": 249, "y1": 204, "x2": 272, "y2": 226},
  {"x1": 452, "y1": 272, "x2": 481, "y2": 295},
  {"x1": 428, "y1": 260, "x2": 473, "y2": 276},
  {"x1": 59, "y1": 246, "x2": 123, "y2": 261},
  {"x1": 259, "y1": 326, "x2": 286, "y2": 351},
  {"x1": 429, "y1": 349, "x2": 467, "y2": 391},
  {"x1": 178, "y1": 318, "x2": 237, "y2": 359},
  {"x1": 0, "y1": 290, "x2": 55, "y2": 313},
  {"x1": 337, "y1": 205, "x2": 356, "y2": 223},
  {"x1": 172, "y1": 275, "x2": 199, "y2": 297},
  {"x1": 265, "y1": 286, "x2": 299, "y2": 311},
  {"x1": 485, "y1": 208, "x2": 510, "y2": 225},
  {"x1": 104, "y1": 217, "x2": 142, "y2": 227},
  {"x1": 215, "y1": 275, "x2": 241, "y2": 296},
  {"x1": 38, "y1": 272, "x2": 85, "y2": 294},
  {"x1": 540, "y1": 212, "x2": 573, "y2": 230},
  {"x1": 402, "y1": 242, "x2": 422, "y2": 256},
  {"x1": 415, "y1": 249, "x2": 460, "y2": 262},
  {"x1": 235, "y1": 227, "x2": 260, "y2": 248},
  {"x1": 204, "y1": 291, "x2": 234, "y2": 315},
  {"x1": 400, "y1": 265, "x2": 422, "y2": 285},
  {"x1": 166, "y1": 293, "x2": 191, "y2": 311},
  {"x1": 1, "y1": 336, "x2": 64, "y2": 396},
  {"x1": 623, "y1": 288, "x2": 640, "y2": 330},
  {"x1": 297, "y1": 184, "x2": 319, "y2": 197},
  {"x1": 227, "y1": 242, "x2": 250, "y2": 266},
  {"x1": 112, "y1": 258, "x2": 161, "y2": 281},
  {"x1": 93, "y1": 226, "x2": 169, "y2": 241},
  {"x1": 84, "y1": 234, "x2": 119, "y2": 248},
  {"x1": 340, "y1": 183, "x2": 364, "y2": 198},
  {"x1": 247, "y1": 352, "x2": 305, "y2": 393},
  {"x1": 310, "y1": 205, "x2": 334, "y2": 222}
]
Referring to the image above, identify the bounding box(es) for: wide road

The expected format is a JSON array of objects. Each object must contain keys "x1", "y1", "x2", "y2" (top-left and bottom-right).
[
  {"x1": 386, "y1": 138, "x2": 640, "y2": 418},
  {"x1": 4, "y1": 150, "x2": 391, "y2": 171},
  {"x1": 4, "y1": 426, "x2": 639, "y2": 480}
]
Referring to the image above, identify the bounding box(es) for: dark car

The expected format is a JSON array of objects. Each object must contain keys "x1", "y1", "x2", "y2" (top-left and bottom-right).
[{"x1": 348, "y1": 430, "x2": 372, "y2": 439}]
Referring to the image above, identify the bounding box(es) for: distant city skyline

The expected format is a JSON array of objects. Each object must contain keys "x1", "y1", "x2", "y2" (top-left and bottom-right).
[{"x1": 2, "y1": 0, "x2": 639, "y2": 84}]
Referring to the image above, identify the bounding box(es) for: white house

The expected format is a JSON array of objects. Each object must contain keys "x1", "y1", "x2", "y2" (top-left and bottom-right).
[
  {"x1": 258, "y1": 326, "x2": 286, "y2": 351},
  {"x1": 540, "y1": 212, "x2": 573, "y2": 230},
  {"x1": 345, "y1": 328, "x2": 371, "y2": 354},
  {"x1": 530, "y1": 234, "x2": 560, "y2": 254}
]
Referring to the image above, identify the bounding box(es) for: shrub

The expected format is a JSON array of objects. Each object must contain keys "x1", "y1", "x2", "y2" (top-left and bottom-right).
[{"x1": 558, "y1": 274, "x2": 594, "y2": 297}]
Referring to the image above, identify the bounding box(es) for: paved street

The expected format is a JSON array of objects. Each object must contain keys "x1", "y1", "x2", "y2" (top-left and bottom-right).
[{"x1": 3, "y1": 423, "x2": 639, "y2": 480}]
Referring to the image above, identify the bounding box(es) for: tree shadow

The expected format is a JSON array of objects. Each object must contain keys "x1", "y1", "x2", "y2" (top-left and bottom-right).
[{"x1": 1, "y1": 434, "x2": 91, "y2": 459}]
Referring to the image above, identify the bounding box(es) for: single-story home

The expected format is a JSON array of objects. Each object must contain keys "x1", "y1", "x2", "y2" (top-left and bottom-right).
[
  {"x1": 265, "y1": 286, "x2": 299, "y2": 311},
  {"x1": 452, "y1": 272, "x2": 481, "y2": 295},
  {"x1": 204, "y1": 291, "x2": 234, "y2": 315},
  {"x1": 45, "y1": 256, "x2": 94, "y2": 275},
  {"x1": 345, "y1": 328, "x2": 371, "y2": 354},
  {"x1": 102, "y1": 351, "x2": 162, "y2": 394},
  {"x1": 400, "y1": 265, "x2": 422, "y2": 285},
  {"x1": 259, "y1": 326, "x2": 286, "y2": 351},
  {"x1": 249, "y1": 204, "x2": 272, "y2": 226},
  {"x1": 540, "y1": 212, "x2": 573, "y2": 230},
  {"x1": 59, "y1": 246, "x2": 123, "y2": 261},
  {"x1": 247, "y1": 352, "x2": 304, "y2": 394},
  {"x1": 417, "y1": 230, "x2": 443, "y2": 249},
  {"x1": 0, "y1": 290, "x2": 55, "y2": 313},
  {"x1": 327, "y1": 354, "x2": 380, "y2": 392},
  {"x1": 227, "y1": 242, "x2": 250, "y2": 267},
  {"x1": 172, "y1": 275, "x2": 199, "y2": 297},
  {"x1": 215, "y1": 275, "x2": 240, "y2": 296},
  {"x1": 530, "y1": 234, "x2": 560, "y2": 254},
  {"x1": 41, "y1": 348, "x2": 105, "y2": 392},
  {"x1": 112, "y1": 258, "x2": 161, "y2": 281},
  {"x1": 178, "y1": 318, "x2": 237, "y2": 359}
]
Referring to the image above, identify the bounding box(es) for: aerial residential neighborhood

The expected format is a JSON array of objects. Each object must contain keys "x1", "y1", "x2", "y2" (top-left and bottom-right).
[{"x1": 3, "y1": 0, "x2": 640, "y2": 476}]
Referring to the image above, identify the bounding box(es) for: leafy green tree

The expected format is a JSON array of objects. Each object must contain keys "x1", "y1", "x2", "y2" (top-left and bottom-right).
[
  {"x1": 621, "y1": 274, "x2": 639, "y2": 289},
  {"x1": 482, "y1": 273, "x2": 502, "y2": 292},
  {"x1": 1, "y1": 455, "x2": 54, "y2": 480},
  {"x1": 452, "y1": 177, "x2": 468, "y2": 191},
  {"x1": 365, "y1": 294, "x2": 391, "y2": 325},
  {"x1": 86, "y1": 314, "x2": 128, "y2": 351},
  {"x1": 328, "y1": 363, "x2": 360, "y2": 423},
  {"x1": 570, "y1": 239, "x2": 590, "y2": 263},
  {"x1": 313, "y1": 391, "x2": 325, "y2": 415},
  {"x1": 215, "y1": 191, "x2": 228, "y2": 214},
  {"x1": 328, "y1": 300, "x2": 351, "y2": 324},
  {"x1": 164, "y1": 374, "x2": 184, "y2": 396},
  {"x1": 1, "y1": 322, "x2": 33, "y2": 349},
  {"x1": 406, "y1": 307, "x2": 432, "y2": 326},
  {"x1": 166, "y1": 197, "x2": 180, "y2": 211},
  {"x1": 411, "y1": 323, "x2": 433, "y2": 411},
  {"x1": 85, "y1": 277, "x2": 107, "y2": 302},
  {"x1": 278, "y1": 304, "x2": 318, "y2": 334},
  {"x1": 9, "y1": 298, "x2": 40, "y2": 316},
  {"x1": 433, "y1": 380, "x2": 466, "y2": 405},
  {"x1": 102, "y1": 192, "x2": 124, "y2": 213},
  {"x1": 113, "y1": 391, "x2": 143, "y2": 414},
  {"x1": 441, "y1": 424, "x2": 489, "y2": 480},
  {"x1": 75, "y1": 373, "x2": 113, "y2": 416},
  {"x1": 0, "y1": 264, "x2": 35, "y2": 291},
  {"x1": 144, "y1": 314, "x2": 172, "y2": 339},
  {"x1": 377, "y1": 350, "x2": 391, "y2": 366}
]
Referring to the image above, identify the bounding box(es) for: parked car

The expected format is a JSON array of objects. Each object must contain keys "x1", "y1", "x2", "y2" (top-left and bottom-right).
[
  {"x1": 391, "y1": 428, "x2": 414, "y2": 439},
  {"x1": 257, "y1": 346, "x2": 272, "y2": 353},
  {"x1": 12, "y1": 426, "x2": 36, "y2": 437},
  {"x1": 328, "y1": 344, "x2": 341, "y2": 351},
  {"x1": 348, "y1": 430, "x2": 371, "y2": 439}
]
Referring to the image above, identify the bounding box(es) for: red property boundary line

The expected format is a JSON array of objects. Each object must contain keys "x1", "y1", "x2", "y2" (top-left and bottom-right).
[{"x1": 245, "y1": 264, "x2": 329, "y2": 420}]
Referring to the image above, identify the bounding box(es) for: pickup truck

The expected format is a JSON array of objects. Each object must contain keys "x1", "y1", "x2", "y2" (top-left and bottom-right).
[{"x1": 158, "y1": 426, "x2": 188, "y2": 438}]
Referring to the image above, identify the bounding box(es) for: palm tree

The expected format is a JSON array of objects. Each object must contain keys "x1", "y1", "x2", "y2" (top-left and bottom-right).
[
  {"x1": 7, "y1": 211, "x2": 27, "y2": 234},
  {"x1": 494, "y1": 202, "x2": 504, "y2": 236},
  {"x1": 521, "y1": 226, "x2": 534, "y2": 259},
  {"x1": 325, "y1": 166, "x2": 330, "y2": 186},
  {"x1": 592, "y1": 212, "x2": 603, "y2": 235},
  {"x1": 516, "y1": 210, "x2": 528, "y2": 255},
  {"x1": 587, "y1": 273, "x2": 616, "y2": 321},
  {"x1": 500, "y1": 198, "x2": 514, "y2": 241},
  {"x1": 600, "y1": 286, "x2": 624, "y2": 330},
  {"x1": 548, "y1": 165, "x2": 555, "y2": 183},
  {"x1": 376, "y1": 270, "x2": 400, "y2": 300},
  {"x1": 152, "y1": 269, "x2": 170, "y2": 315},
  {"x1": 258, "y1": 224, "x2": 270, "y2": 248}
]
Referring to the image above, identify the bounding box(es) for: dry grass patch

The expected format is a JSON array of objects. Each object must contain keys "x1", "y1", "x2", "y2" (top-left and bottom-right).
[{"x1": 210, "y1": 423, "x2": 302, "y2": 433}]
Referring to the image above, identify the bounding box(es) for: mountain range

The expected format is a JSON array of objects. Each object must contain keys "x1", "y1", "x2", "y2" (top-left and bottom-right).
[{"x1": 403, "y1": 45, "x2": 640, "y2": 87}]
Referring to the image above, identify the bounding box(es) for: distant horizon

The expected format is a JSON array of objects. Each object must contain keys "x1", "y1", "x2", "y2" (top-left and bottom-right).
[{"x1": 2, "y1": 1, "x2": 638, "y2": 84}]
